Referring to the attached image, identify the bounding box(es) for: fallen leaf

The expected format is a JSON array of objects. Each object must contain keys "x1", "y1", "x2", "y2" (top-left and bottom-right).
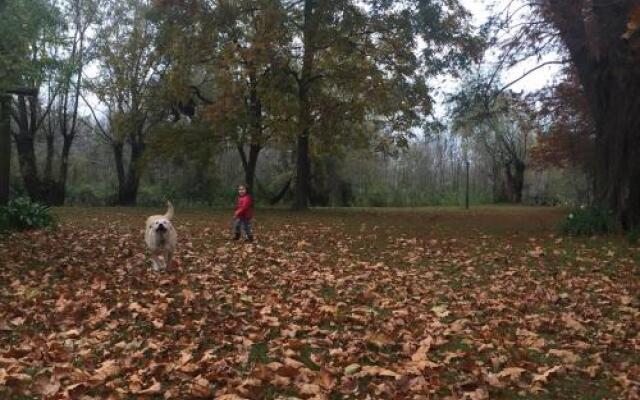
[
  {"x1": 344, "y1": 363, "x2": 361, "y2": 375},
  {"x1": 90, "y1": 359, "x2": 120, "y2": 382},
  {"x1": 532, "y1": 365, "x2": 563, "y2": 384},
  {"x1": 317, "y1": 369, "x2": 336, "y2": 390},
  {"x1": 548, "y1": 349, "x2": 580, "y2": 364},
  {"x1": 359, "y1": 365, "x2": 400, "y2": 379},
  {"x1": 497, "y1": 367, "x2": 526, "y2": 381},
  {"x1": 431, "y1": 304, "x2": 450, "y2": 318},
  {"x1": 34, "y1": 375, "x2": 61, "y2": 396},
  {"x1": 299, "y1": 383, "x2": 322, "y2": 395},
  {"x1": 411, "y1": 336, "x2": 433, "y2": 362},
  {"x1": 561, "y1": 313, "x2": 586, "y2": 332},
  {"x1": 137, "y1": 379, "x2": 162, "y2": 394}
]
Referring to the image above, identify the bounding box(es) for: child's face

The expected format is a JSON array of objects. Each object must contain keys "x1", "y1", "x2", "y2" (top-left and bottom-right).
[{"x1": 238, "y1": 186, "x2": 247, "y2": 196}]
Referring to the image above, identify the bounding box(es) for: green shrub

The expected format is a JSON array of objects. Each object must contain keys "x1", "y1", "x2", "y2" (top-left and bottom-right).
[
  {"x1": 560, "y1": 207, "x2": 610, "y2": 236},
  {"x1": 365, "y1": 190, "x2": 389, "y2": 207},
  {"x1": 0, "y1": 197, "x2": 56, "y2": 232},
  {"x1": 67, "y1": 184, "x2": 107, "y2": 206},
  {"x1": 628, "y1": 227, "x2": 640, "y2": 244},
  {"x1": 137, "y1": 186, "x2": 180, "y2": 207}
]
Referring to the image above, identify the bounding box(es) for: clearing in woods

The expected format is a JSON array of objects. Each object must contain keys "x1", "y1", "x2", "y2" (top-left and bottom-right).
[{"x1": 1, "y1": 206, "x2": 638, "y2": 399}]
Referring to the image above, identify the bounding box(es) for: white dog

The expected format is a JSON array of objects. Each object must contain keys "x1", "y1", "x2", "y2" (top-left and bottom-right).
[{"x1": 145, "y1": 201, "x2": 177, "y2": 271}]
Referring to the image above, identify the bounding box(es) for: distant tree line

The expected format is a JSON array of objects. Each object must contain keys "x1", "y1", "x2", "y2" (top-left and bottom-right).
[{"x1": 2, "y1": 0, "x2": 639, "y2": 229}]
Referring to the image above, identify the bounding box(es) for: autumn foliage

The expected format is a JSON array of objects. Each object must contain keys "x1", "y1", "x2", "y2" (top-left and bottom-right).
[
  {"x1": 1, "y1": 208, "x2": 638, "y2": 399},
  {"x1": 530, "y1": 73, "x2": 595, "y2": 170}
]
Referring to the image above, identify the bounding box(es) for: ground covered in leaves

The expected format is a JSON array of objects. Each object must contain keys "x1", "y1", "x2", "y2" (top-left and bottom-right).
[{"x1": 1, "y1": 206, "x2": 639, "y2": 399}]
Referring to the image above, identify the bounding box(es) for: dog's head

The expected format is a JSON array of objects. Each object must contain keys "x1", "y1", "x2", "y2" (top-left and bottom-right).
[{"x1": 150, "y1": 219, "x2": 171, "y2": 234}]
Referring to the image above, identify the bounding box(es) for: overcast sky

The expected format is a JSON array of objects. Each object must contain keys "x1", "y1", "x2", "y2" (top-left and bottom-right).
[
  {"x1": 461, "y1": 0, "x2": 563, "y2": 92},
  {"x1": 425, "y1": 0, "x2": 564, "y2": 121}
]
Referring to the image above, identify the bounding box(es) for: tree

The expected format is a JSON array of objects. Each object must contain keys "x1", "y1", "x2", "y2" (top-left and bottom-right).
[
  {"x1": 150, "y1": 0, "x2": 297, "y2": 199},
  {"x1": 8, "y1": 26, "x2": 59, "y2": 205},
  {"x1": 150, "y1": 0, "x2": 479, "y2": 209},
  {"x1": 451, "y1": 74, "x2": 536, "y2": 203},
  {"x1": 0, "y1": 0, "x2": 58, "y2": 204},
  {"x1": 489, "y1": 0, "x2": 640, "y2": 229},
  {"x1": 1, "y1": 0, "x2": 97, "y2": 205},
  {"x1": 0, "y1": 0, "x2": 56, "y2": 91},
  {"x1": 89, "y1": 0, "x2": 165, "y2": 205},
  {"x1": 42, "y1": 0, "x2": 98, "y2": 205},
  {"x1": 0, "y1": 95, "x2": 10, "y2": 205},
  {"x1": 284, "y1": 0, "x2": 480, "y2": 209},
  {"x1": 205, "y1": 0, "x2": 293, "y2": 196},
  {"x1": 530, "y1": 70, "x2": 595, "y2": 172}
]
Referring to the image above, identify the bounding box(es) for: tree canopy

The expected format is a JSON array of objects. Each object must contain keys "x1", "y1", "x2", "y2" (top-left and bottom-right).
[
  {"x1": 5, "y1": 0, "x2": 640, "y2": 228},
  {"x1": 484, "y1": 0, "x2": 640, "y2": 228}
]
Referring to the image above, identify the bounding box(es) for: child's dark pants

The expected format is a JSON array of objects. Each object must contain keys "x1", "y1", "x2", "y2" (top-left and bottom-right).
[{"x1": 233, "y1": 218, "x2": 253, "y2": 241}]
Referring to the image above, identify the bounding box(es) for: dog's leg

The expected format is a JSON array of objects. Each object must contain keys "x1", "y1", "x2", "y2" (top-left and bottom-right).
[{"x1": 151, "y1": 253, "x2": 162, "y2": 271}]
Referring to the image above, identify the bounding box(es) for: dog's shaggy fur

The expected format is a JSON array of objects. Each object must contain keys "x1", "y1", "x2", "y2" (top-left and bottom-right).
[{"x1": 145, "y1": 201, "x2": 177, "y2": 271}]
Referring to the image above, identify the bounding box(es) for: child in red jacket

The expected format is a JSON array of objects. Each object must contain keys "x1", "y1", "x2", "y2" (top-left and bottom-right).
[{"x1": 232, "y1": 184, "x2": 254, "y2": 242}]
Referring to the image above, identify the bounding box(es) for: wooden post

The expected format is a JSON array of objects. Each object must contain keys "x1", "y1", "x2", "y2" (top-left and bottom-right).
[
  {"x1": 0, "y1": 95, "x2": 11, "y2": 206},
  {"x1": 465, "y1": 160, "x2": 470, "y2": 210}
]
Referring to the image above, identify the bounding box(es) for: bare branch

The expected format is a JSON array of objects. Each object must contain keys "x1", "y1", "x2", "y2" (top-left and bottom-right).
[
  {"x1": 496, "y1": 60, "x2": 568, "y2": 95},
  {"x1": 79, "y1": 91, "x2": 111, "y2": 143},
  {"x1": 189, "y1": 85, "x2": 213, "y2": 104}
]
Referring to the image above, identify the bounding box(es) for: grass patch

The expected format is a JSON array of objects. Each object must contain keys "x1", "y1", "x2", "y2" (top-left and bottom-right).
[{"x1": 248, "y1": 342, "x2": 270, "y2": 365}]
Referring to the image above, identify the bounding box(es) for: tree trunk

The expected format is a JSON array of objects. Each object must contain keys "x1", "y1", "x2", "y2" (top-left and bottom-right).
[
  {"x1": 237, "y1": 143, "x2": 261, "y2": 197},
  {"x1": 0, "y1": 95, "x2": 11, "y2": 205},
  {"x1": 120, "y1": 173, "x2": 141, "y2": 206},
  {"x1": 293, "y1": 0, "x2": 319, "y2": 210},
  {"x1": 247, "y1": 70, "x2": 262, "y2": 195},
  {"x1": 123, "y1": 139, "x2": 144, "y2": 206},
  {"x1": 545, "y1": 1, "x2": 640, "y2": 229},
  {"x1": 293, "y1": 76, "x2": 313, "y2": 210},
  {"x1": 13, "y1": 94, "x2": 47, "y2": 203},
  {"x1": 112, "y1": 142, "x2": 128, "y2": 205},
  {"x1": 235, "y1": 69, "x2": 264, "y2": 197},
  {"x1": 491, "y1": 162, "x2": 507, "y2": 203},
  {"x1": 571, "y1": 60, "x2": 640, "y2": 229},
  {"x1": 112, "y1": 132, "x2": 145, "y2": 206},
  {"x1": 47, "y1": 137, "x2": 73, "y2": 206},
  {"x1": 593, "y1": 92, "x2": 640, "y2": 229},
  {"x1": 44, "y1": 132, "x2": 54, "y2": 182},
  {"x1": 504, "y1": 159, "x2": 525, "y2": 203},
  {"x1": 37, "y1": 135, "x2": 66, "y2": 206},
  {"x1": 246, "y1": 144, "x2": 260, "y2": 194},
  {"x1": 627, "y1": 149, "x2": 640, "y2": 229},
  {"x1": 270, "y1": 177, "x2": 292, "y2": 205},
  {"x1": 14, "y1": 135, "x2": 44, "y2": 202},
  {"x1": 294, "y1": 133, "x2": 311, "y2": 210}
]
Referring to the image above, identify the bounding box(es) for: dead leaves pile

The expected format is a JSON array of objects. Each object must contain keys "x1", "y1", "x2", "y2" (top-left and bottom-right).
[{"x1": 0, "y1": 209, "x2": 639, "y2": 399}]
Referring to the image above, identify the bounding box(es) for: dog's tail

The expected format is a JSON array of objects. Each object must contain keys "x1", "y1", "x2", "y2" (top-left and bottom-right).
[{"x1": 164, "y1": 201, "x2": 174, "y2": 220}]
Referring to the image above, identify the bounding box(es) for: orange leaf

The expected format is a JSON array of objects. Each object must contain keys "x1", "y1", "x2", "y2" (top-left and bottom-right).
[{"x1": 137, "y1": 379, "x2": 162, "y2": 394}]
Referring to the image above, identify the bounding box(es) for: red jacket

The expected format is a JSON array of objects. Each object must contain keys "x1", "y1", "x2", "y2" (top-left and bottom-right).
[{"x1": 234, "y1": 194, "x2": 253, "y2": 219}]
